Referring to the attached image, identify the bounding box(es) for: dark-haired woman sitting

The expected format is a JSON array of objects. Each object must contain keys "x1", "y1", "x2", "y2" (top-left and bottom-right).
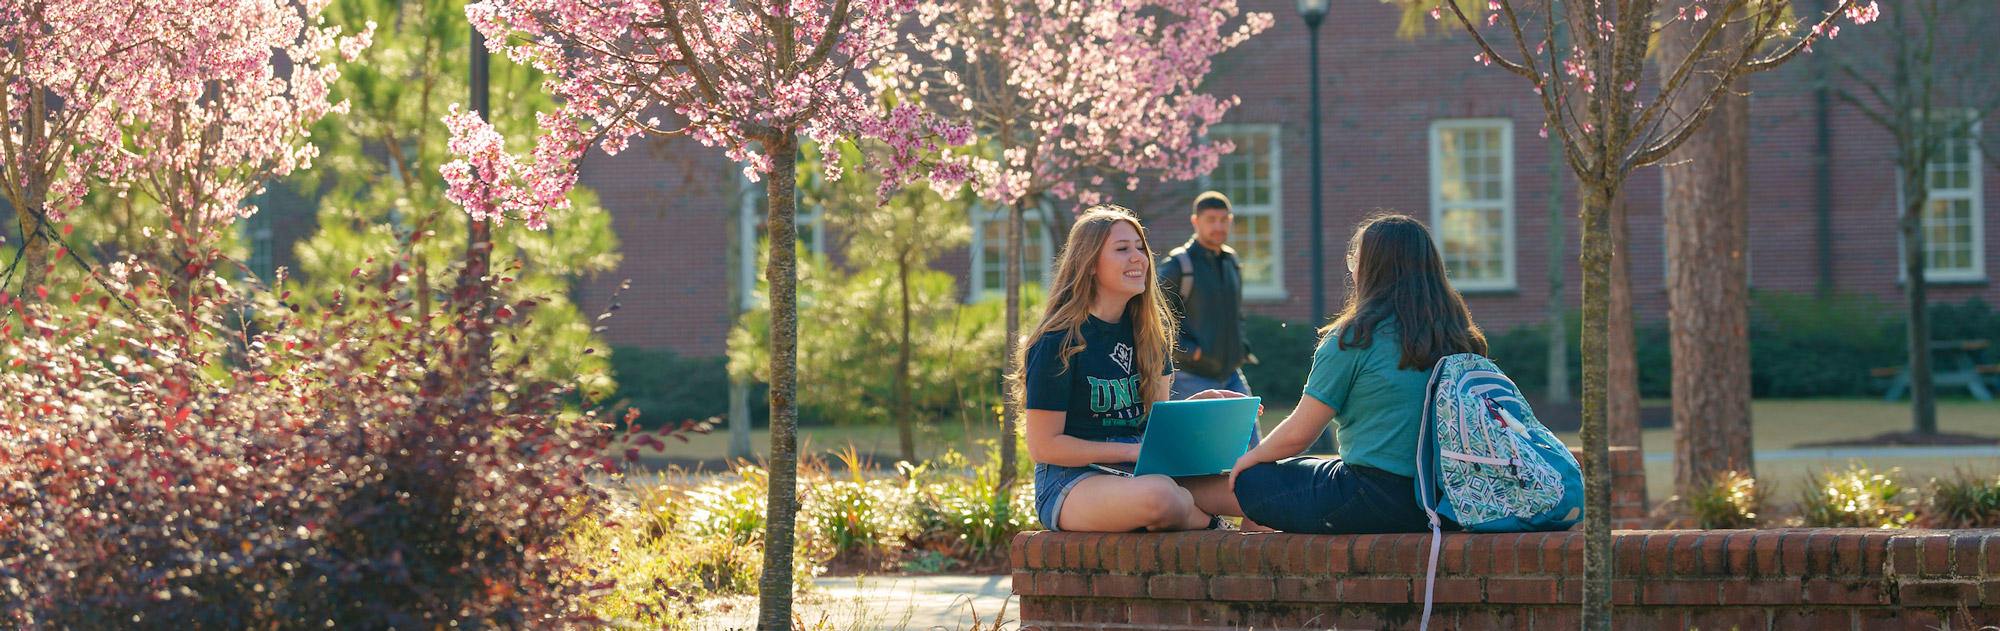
[{"x1": 1199, "y1": 213, "x2": 1487, "y2": 535}]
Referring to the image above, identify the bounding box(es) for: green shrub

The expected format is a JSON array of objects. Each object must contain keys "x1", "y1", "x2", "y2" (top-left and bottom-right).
[
  {"x1": 1749, "y1": 291, "x2": 1900, "y2": 398},
  {"x1": 1241, "y1": 314, "x2": 1318, "y2": 405},
  {"x1": 1675, "y1": 471, "x2": 1762, "y2": 529},
  {"x1": 679, "y1": 466, "x2": 775, "y2": 545},
  {"x1": 1798, "y1": 464, "x2": 1918, "y2": 528},
  {"x1": 608, "y1": 346, "x2": 763, "y2": 428},
  {"x1": 808, "y1": 450, "x2": 915, "y2": 561},
  {"x1": 1924, "y1": 297, "x2": 2000, "y2": 343},
  {"x1": 902, "y1": 441, "x2": 1039, "y2": 561},
  {"x1": 1923, "y1": 469, "x2": 2000, "y2": 529},
  {"x1": 1474, "y1": 293, "x2": 2000, "y2": 400},
  {"x1": 1480, "y1": 311, "x2": 1671, "y2": 399}
]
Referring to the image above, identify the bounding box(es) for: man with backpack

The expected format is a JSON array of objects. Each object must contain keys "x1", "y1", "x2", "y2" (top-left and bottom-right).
[{"x1": 1159, "y1": 191, "x2": 1256, "y2": 401}]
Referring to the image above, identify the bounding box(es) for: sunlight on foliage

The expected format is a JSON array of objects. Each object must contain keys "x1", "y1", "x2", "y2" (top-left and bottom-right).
[{"x1": 1798, "y1": 464, "x2": 1919, "y2": 529}]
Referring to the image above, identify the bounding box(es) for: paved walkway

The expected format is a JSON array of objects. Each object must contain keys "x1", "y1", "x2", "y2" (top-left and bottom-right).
[{"x1": 695, "y1": 575, "x2": 1017, "y2": 631}]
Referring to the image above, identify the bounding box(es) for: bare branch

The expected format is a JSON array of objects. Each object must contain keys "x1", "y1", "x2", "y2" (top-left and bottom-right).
[
  {"x1": 1746, "y1": 0, "x2": 1858, "y2": 72},
  {"x1": 1444, "y1": 0, "x2": 1537, "y2": 79}
]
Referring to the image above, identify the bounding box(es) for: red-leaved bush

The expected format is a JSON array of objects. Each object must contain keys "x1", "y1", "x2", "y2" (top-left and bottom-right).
[{"x1": 0, "y1": 249, "x2": 677, "y2": 630}]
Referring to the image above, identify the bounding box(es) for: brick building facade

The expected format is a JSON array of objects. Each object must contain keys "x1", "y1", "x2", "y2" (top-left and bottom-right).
[{"x1": 571, "y1": 0, "x2": 1998, "y2": 361}]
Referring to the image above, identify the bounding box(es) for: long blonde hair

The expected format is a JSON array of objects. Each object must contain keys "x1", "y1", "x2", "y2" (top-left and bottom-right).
[{"x1": 1013, "y1": 205, "x2": 1177, "y2": 417}]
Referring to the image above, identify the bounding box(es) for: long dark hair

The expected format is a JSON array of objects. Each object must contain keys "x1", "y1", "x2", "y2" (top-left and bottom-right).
[{"x1": 1319, "y1": 213, "x2": 1488, "y2": 370}]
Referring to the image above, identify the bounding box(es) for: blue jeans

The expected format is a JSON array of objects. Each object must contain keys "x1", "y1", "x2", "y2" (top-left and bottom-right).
[
  {"x1": 1232, "y1": 457, "x2": 1451, "y2": 535},
  {"x1": 1169, "y1": 368, "x2": 1251, "y2": 400}
]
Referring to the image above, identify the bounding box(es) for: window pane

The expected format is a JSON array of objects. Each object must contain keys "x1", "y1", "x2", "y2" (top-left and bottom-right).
[
  {"x1": 1208, "y1": 128, "x2": 1280, "y2": 291},
  {"x1": 1439, "y1": 207, "x2": 1505, "y2": 281},
  {"x1": 979, "y1": 214, "x2": 1052, "y2": 293},
  {"x1": 1233, "y1": 214, "x2": 1274, "y2": 286}
]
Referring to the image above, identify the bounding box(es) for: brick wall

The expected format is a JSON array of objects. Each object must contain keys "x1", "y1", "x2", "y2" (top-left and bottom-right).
[
  {"x1": 1595, "y1": 447, "x2": 1648, "y2": 530},
  {"x1": 1012, "y1": 528, "x2": 2000, "y2": 631}
]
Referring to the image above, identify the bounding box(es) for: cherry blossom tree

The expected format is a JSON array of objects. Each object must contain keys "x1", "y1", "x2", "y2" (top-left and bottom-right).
[
  {"x1": 1405, "y1": 0, "x2": 1878, "y2": 627},
  {"x1": 443, "y1": 1, "x2": 971, "y2": 627},
  {"x1": 881, "y1": 0, "x2": 1272, "y2": 489},
  {"x1": 116, "y1": 1, "x2": 366, "y2": 243},
  {"x1": 3, "y1": 0, "x2": 170, "y2": 298},
  {"x1": 0, "y1": 0, "x2": 365, "y2": 299}
]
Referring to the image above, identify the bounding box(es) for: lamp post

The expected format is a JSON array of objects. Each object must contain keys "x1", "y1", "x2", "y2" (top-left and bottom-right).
[
  {"x1": 1298, "y1": 0, "x2": 1337, "y2": 454},
  {"x1": 1298, "y1": 0, "x2": 1327, "y2": 326}
]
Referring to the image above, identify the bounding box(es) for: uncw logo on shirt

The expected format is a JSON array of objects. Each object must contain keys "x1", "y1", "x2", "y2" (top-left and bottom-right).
[{"x1": 1087, "y1": 375, "x2": 1144, "y2": 425}]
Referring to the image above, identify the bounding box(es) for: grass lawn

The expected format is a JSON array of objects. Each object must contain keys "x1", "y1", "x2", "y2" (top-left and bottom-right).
[
  {"x1": 633, "y1": 398, "x2": 1999, "y2": 506},
  {"x1": 1550, "y1": 398, "x2": 2000, "y2": 503}
]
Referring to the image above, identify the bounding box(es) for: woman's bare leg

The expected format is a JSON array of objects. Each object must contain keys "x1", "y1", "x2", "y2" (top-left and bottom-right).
[
  {"x1": 1176, "y1": 475, "x2": 1272, "y2": 531},
  {"x1": 1057, "y1": 474, "x2": 1212, "y2": 532}
]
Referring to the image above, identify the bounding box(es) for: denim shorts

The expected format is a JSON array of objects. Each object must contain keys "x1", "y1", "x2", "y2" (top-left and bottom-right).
[{"x1": 1032, "y1": 435, "x2": 1141, "y2": 531}]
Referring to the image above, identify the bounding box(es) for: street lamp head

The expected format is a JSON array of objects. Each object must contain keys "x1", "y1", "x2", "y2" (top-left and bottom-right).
[{"x1": 1296, "y1": 0, "x2": 1329, "y2": 26}]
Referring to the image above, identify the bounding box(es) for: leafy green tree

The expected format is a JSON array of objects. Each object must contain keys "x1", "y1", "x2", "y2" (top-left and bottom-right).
[
  {"x1": 294, "y1": 0, "x2": 619, "y2": 390},
  {"x1": 814, "y1": 143, "x2": 971, "y2": 462},
  {"x1": 731, "y1": 144, "x2": 1020, "y2": 462}
]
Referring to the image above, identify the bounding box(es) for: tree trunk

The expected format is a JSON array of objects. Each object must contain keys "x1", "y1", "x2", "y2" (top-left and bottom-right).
[
  {"x1": 1662, "y1": 5, "x2": 1755, "y2": 496},
  {"x1": 1578, "y1": 178, "x2": 1617, "y2": 631},
  {"x1": 12, "y1": 87, "x2": 51, "y2": 298},
  {"x1": 896, "y1": 250, "x2": 917, "y2": 463},
  {"x1": 1903, "y1": 175, "x2": 1938, "y2": 434},
  {"x1": 1547, "y1": 132, "x2": 1572, "y2": 405},
  {"x1": 756, "y1": 132, "x2": 803, "y2": 631},
  {"x1": 10, "y1": 190, "x2": 50, "y2": 298},
  {"x1": 1608, "y1": 188, "x2": 1642, "y2": 451},
  {"x1": 998, "y1": 196, "x2": 1025, "y2": 495}
]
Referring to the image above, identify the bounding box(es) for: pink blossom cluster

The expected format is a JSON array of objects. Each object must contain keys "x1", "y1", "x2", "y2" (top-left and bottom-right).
[
  {"x1": 443, "y1": 0, "x2": 971, "y2": 226},
  {"x1": 3, "y1": 0, "x2": 368, "y2": 231},
  {"x1": 440, "y1": 105, "x2": 574, "y2": 229},
  {"x1": 885, "y1": 0, "x2": 1271, "y2": 209}
]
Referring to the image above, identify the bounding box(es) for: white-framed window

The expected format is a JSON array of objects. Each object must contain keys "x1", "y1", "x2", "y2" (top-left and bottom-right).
[
  {"x1": 1429, "y1": 119, "x2": 1516, "y2": 291},
  {"x1": 968, "y1": 201, "x2": 1054, "y2": 300},
  {"x1": 735, "y1": 167, "x2": 825, "y2": 310},
  {"x1": 1202, "y1": 124, "x2": 1285, "y2": 300},
  {"x1": 1906, "y1": 118, "x2": 1985, "y2": 282}
]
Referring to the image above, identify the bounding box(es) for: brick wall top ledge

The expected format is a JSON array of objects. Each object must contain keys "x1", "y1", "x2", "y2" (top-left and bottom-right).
[{"x1": 1011, "y1": 528, "x2": 2000, "y2": 581}]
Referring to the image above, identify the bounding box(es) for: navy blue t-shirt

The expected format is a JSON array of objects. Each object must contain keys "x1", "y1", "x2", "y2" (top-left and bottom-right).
[{"x1": 1023, "y1": 315, "x2": 1171, "y2": 441}]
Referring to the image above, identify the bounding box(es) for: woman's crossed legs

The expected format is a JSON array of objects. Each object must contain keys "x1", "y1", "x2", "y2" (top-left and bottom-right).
[{"x1": 1057, "y1": 473, "x2": 1248, "y2": 532}]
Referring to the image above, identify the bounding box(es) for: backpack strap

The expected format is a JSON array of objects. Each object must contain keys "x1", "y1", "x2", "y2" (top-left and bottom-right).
[
  {"x1": 1174, "y1": 250, "x2": 1194, "y2": 300},
  {"x1": 1416, "y1": 358, "x2": 1453, "y2": 631}
]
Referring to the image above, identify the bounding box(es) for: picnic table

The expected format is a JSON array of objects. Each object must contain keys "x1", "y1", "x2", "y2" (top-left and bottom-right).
[{"x1": 1873, "y1": 339, "x2": 2000, "y2": 402}]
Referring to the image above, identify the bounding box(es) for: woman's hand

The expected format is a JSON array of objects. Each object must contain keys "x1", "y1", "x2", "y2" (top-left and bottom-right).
[
  {"x1": 1120, "y1": 440, "x2": 1143, "y2": 464},
  {"x1": 1187, "y1": 389, "x2": 1264, "y2": 416},
  {"x1": 1228, "y1": 447, "x2": 1275, "y2": 493}
]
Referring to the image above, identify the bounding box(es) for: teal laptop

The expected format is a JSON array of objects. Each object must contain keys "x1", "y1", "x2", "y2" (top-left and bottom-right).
[{"x1": 1092, "y1": 397, "x2": 1261, "y2": 477}]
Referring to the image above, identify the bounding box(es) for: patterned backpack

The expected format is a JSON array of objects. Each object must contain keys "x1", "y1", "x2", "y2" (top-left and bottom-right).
[{"x1": 1414, "y1": 353, "x2": 1584, "y2": 631}]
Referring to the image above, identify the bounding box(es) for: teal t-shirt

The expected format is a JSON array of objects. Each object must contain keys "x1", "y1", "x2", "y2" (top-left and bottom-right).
[{"x1": 1300, "y1": 322, "x2": 1428, "y2": 478}]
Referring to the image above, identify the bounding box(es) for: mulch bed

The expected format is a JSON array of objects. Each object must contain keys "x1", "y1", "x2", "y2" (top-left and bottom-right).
[{"x1": 1795, "y1": 431, "x2": 2000, "y2": 448}]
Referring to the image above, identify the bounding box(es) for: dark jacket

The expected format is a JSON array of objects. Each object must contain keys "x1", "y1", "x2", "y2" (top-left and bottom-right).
[{"x1": 1159, "y1": 237, "x2": 1252, "y2": 379}]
